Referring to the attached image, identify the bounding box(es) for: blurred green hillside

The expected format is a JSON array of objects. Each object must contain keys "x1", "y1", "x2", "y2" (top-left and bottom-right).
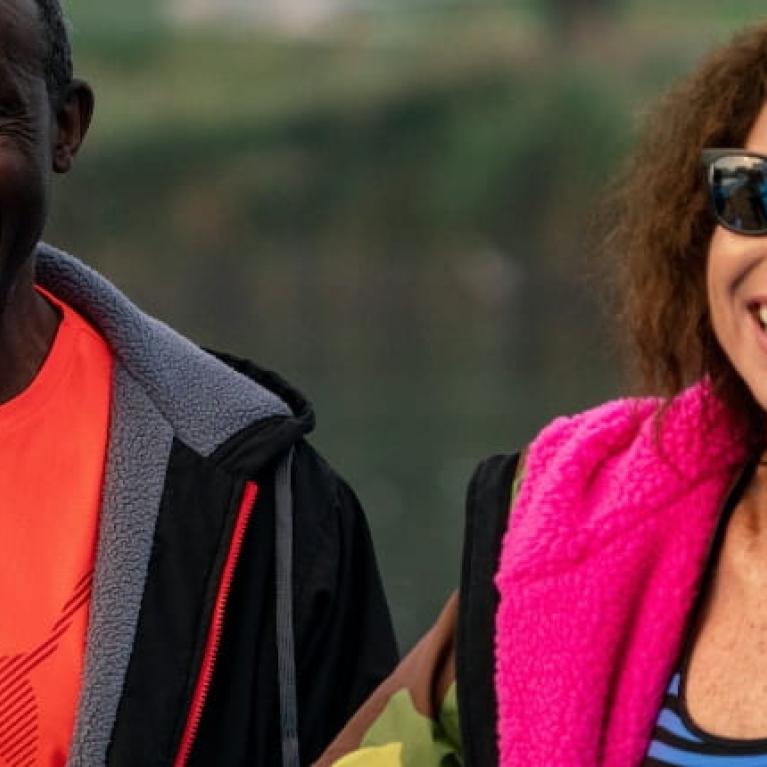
[{"x1": 51, "y1": 0, "x2": 767, "y2": 648}]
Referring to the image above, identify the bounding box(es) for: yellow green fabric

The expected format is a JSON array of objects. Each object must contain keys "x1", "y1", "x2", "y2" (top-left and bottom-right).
[
  {"x1": 511, "y1": 453, "x2": 525, "y2": 504},
  {"x1": 336, "y1": 684, "x2": 462, "y2": 766},
  {"x1": 333, "y1": 743, "x2": 403, "y2": 766}
]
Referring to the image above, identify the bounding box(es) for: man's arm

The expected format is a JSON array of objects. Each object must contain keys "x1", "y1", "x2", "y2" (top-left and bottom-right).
[
  {"x1": 313, "y1": 592, "x2": 461, "y2": 767},
  {"x1": 291, "y1": 440, "x2": 400, "y2": 764}
]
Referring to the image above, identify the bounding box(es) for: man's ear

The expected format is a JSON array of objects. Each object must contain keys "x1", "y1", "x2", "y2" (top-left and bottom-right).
[{"x1": 52, "y1": 78, "x2": 94, "y2": 174}]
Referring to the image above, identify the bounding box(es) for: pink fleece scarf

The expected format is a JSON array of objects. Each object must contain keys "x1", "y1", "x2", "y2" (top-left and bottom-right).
[{"x1": 494, "y1": 382, "x2": 748, "y2": 766}]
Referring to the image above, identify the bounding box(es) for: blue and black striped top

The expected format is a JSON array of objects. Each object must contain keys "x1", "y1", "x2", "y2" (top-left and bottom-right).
[{"x1": 644, "y1": 672, "x2": 767, "y2": 765}]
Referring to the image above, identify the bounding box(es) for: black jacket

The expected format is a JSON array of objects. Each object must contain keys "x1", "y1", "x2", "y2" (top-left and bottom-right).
[
  {"x1": 112, "y1": 361, "x2": 399, "y2": 767},
  {"x1": 35, "y1": 244, "x2": 398, "y2": 766},
  {"x1": 457, "y1": 452, "x2": 520, "y2": 767}
]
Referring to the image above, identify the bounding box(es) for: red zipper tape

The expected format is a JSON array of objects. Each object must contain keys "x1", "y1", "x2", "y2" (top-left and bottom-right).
[{"x1": 173, "y1": 481, "x2": 259, "y2": 767}]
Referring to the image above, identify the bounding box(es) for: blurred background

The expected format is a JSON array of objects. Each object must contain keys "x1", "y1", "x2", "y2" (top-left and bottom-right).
[{"x1": 53, "y1": 0, "x2": 767, "y2": 650}]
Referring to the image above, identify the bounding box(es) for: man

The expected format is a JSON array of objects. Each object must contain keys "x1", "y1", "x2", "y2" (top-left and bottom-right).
[{"x1": 0, "y1": 1, "x2": 398, "y2": 765}]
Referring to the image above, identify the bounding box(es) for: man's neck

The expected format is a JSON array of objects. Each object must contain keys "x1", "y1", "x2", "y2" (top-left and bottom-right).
[{"x1": 0, "y1": 266, "x2": 60, "y2": 404}]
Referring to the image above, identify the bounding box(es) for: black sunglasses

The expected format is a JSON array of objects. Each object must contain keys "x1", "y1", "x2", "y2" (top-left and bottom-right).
[{"x1": 702, "y1": 148, "x2": 767, "y2": 235}]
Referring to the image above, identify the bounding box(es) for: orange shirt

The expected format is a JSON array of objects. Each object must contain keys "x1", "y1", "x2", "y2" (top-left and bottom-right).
[{"x1": 0, "y1": 288, "x2": 112, "y2": 767}]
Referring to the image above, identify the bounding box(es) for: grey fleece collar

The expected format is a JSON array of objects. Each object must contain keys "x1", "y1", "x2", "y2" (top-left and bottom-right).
[
  {"x1": 69, "y1": 369, "x2": 174, "y2": 767},
  {"x1": 35, "y1": 243, "x2": 291, "y2": 456},
  {"x1": 33, "y1": 244, "x2": 291, "y2": 766}
]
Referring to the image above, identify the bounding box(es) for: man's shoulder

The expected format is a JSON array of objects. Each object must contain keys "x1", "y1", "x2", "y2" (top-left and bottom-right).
[{"x1": 35, "y1": 244, "x2": 306, "y2": 457}]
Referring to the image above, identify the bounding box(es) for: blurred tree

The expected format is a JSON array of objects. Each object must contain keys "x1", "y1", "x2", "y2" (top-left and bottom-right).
[
  {"x1": 67, "y1": 0, "x2": 167, "y2": 43},
  {"x1": 57, "y1": 0, "x2": 746, "y2": 651},
  {"x1": 543, "y1": 0, "x2": 621, "y2": 41}
]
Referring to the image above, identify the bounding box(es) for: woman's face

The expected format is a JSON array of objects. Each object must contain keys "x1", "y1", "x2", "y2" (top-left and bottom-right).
[{"x1": 708, "y1": 102, "x2": 767, "y2": 412}]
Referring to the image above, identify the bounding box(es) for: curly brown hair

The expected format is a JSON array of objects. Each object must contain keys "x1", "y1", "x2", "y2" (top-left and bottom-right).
[{"x1": 606, "y1": 23, "x2": 767, "y2": 449}]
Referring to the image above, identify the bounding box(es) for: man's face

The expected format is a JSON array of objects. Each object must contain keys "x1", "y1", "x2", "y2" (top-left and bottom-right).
[{"x1": 0, "y1": 0, "x2": 75, "y2": 303}]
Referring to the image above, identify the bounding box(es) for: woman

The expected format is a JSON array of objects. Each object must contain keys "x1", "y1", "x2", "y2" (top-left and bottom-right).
[{"x1": 318, "y1": 23, "x2": 767, "y2": 767}]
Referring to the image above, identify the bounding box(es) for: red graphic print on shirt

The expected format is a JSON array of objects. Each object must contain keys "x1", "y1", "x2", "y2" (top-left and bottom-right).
[{"x1": 0, "y1": 572, "x2": 92, "y2": 767}]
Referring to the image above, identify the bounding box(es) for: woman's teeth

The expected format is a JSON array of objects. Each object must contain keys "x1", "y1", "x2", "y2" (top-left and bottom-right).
[{"x1": 759, "y1": 304, "x2": 767, "y2": 329}]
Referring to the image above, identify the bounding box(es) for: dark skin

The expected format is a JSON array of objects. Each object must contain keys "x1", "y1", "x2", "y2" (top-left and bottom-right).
[{"x1": 0, "y1": 0, "x2": 93, "y2": 403}]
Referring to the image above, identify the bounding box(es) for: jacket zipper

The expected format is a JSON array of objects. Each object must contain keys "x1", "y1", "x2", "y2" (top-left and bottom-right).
[{"x1": 173, "y1": 480, "x2": 260, "y2": 767}]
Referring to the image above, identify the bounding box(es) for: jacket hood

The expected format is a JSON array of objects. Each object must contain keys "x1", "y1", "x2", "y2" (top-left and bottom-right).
[
  {"x1": 209, "y1": 350, "x2": 316, "y2": 469},
  {"x1": 35, "y1": 243, "x2": 313, "y2": 460}
]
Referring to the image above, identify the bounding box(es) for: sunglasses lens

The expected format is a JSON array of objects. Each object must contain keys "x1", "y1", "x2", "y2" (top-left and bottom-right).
[{"x1": 709, "y1": 154, "x2": 767, "y2": 234}]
